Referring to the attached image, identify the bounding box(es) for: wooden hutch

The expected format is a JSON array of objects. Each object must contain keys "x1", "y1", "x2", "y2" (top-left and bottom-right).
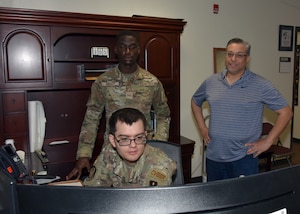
[{"x1": 0, "y1": 7, "x2": 195, "y2": 183}]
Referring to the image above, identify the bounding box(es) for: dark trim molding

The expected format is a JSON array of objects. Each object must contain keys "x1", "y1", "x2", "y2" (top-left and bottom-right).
[
  {"x1": 0, "y1": 7, "x2": 186, "y2": 33},
  {"x1": 293, "y1": 138, "x2": 300, "y2": 143}
]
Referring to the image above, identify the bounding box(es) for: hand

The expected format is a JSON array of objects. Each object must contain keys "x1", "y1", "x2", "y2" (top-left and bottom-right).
[
  {"x1": 66, "y1": 157, "x2": 91, "y2": 180},
  {"x1": 200, "y1": 126, "x2": 210, "y2": 146},
  {"x1": 245, "y1": 138, "x2": 273, "y2": 158}
]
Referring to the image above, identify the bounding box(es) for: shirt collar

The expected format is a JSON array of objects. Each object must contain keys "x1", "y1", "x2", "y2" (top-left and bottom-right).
[
  {"x1": 219, "y1": 68, "x2": 252, "y2": 87},
  {"x1": 115, "y1": 64, "x2": 143, "y2": 81}
]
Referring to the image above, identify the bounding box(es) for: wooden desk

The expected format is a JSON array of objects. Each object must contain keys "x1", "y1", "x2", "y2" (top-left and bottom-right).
[{"x1": 179, "y1": 136, "x2": 195, "y2": 183}]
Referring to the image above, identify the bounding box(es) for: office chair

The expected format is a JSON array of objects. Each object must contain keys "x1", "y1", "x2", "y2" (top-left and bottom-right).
[
  {"x1": 147, "y1": 140, "x2": 184, "y2": 185},
  {"x1": 260, "y1": 122, "x2": 293, "y2": 169}
]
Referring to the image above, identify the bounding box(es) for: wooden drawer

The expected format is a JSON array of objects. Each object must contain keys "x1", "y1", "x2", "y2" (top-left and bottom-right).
[
  {"x1": 4, "y1": 113, "x2": 27, "y2": 133},
  {"x1": 2, "y1": 92, "x2": 25, "y2": 112}
]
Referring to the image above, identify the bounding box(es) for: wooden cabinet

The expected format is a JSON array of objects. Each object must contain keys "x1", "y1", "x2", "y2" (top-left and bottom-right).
[
  {"x1": 0, "y1": 91, "x2": 28, "y2": 152},
  {"x1": 0, "y1": 24, "x2": 52, "y2": 89},
  {"x1": 0, "y1": 7, "x2": 194, "y2": 183}
]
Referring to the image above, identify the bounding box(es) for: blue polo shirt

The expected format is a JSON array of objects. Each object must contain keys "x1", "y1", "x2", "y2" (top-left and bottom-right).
[{"x1": 192, "y1": 69, "x2": 288, "y2": 162}]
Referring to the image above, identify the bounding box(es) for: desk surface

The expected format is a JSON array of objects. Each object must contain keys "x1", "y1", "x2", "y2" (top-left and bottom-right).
[{"x1": 27, "y1": 153, "x2": 74, "y2": 180}]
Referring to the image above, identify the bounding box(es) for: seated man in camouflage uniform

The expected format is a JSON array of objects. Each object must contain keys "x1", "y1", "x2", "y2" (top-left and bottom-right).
[{"x1": 83, "y1": 108, "x2": 176, "y2": 187}]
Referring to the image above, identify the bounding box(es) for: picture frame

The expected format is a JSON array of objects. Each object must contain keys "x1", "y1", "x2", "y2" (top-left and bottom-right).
[
  {"x1": 278, "y1": 25, "x2": 294, "y2": 51},
  {"x1": 213, "y1": 48, "x2": 226, "y2": 73}
]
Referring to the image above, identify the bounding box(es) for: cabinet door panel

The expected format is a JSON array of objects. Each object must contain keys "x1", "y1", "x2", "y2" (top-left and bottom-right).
[
  {"x1": 0, "y1": 24, "x2": 51, "y2": 88},
  {"x1": 4, "y1": 114, "x2": 27, "y2": 133},
  {"x1": 5, "y1": 31, "x2": 45, "y2": 80},
  {"x1": 2, "y1": 92, "x2": 25, "y2": 112},
  {"x1": 144, "y1": 36, "x2": 172, "y2": 79},
  {"x1": 139, "y1": 32, "x2": 178, "y2": 80},
  {"x1": 27, "y1": 90, "x2": 90, "y2": 139}
]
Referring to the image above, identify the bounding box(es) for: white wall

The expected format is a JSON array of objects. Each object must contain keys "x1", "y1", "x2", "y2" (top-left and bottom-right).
[{"x1": 2, "y1": 0, "x2": 300, "y2": 178}]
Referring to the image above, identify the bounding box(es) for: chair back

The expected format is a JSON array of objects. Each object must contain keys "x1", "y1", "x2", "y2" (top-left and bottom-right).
[
  {"x1": 147, "y1": 140, "x2": 184, "y2": 185},
  {"x1": 261, "y1": 122, "x2": 274, "y2": 136},
  {"x1": 260, "y1": 122, "x2": 293, "y2": 167},
  {"x1": 261, "y1": 122, "x2": 282, "y2": 145}
]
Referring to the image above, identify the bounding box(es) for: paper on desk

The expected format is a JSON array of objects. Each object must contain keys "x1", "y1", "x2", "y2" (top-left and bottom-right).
[
  {"x1": 35, "y1": 176, "x2": 61, "y2": 185},
  {"x1": 48, "y1": 179, "x2": 83, "y2": 186}
]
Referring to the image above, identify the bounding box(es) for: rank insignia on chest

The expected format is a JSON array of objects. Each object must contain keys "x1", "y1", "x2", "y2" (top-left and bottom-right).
[{"x1": 126, "y1": 91, "x2": 134, "y2": 99}]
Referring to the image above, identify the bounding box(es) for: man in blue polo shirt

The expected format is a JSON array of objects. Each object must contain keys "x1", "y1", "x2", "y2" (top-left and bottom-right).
[{"x1": 191, "y1": 38, "x2": 293, "y2": 182}]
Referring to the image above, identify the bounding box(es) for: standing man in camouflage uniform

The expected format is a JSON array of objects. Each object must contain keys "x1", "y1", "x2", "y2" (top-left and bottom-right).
[
  {"x1": 83, "y1": 108, "x2": 176, "y2": 187},
  {"x1": 67, "y1": 30, "x2": 170, "y2": 180}
]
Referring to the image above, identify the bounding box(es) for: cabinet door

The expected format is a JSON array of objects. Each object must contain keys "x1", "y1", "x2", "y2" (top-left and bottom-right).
[
  {"x1": 1, "y1": 91, "x2": 29, "y2": 152},
  {"x1": 139, "y1": 32, "x2": 179, "y2": 81},
  {"x1": 139, "y1": 32, "x2": 180, "y2": 141},
  {"x1": 0, "y1": 24, "x2": 52, "y2": 88}
]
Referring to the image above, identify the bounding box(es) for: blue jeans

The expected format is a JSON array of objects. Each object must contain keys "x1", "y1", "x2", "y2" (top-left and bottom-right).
[{"x1": 206, "y1": 155, "x2": 259, "y2": 182}]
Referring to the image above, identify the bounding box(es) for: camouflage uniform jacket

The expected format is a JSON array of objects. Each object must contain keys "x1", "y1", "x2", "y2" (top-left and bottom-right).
[
  {"x1": 83, "y1": 144, "x2": 177, "y2": 187},
  {"x1": 77, "y1": 65, "x2": 170, "y2": 159}
]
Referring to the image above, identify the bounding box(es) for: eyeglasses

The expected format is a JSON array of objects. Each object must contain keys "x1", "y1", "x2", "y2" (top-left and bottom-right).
[
  {"x1": 225, "y1": 52, "x2": 248, "y2": 59},
  {"x1": 114, "y1": 135, "x2": 147, "y2": 146}
]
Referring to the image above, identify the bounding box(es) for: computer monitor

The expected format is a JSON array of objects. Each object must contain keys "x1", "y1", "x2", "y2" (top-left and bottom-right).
[
  {"x1": 0, "y1": 169, "x2": 19, "y2": 214},
  {"x1": 16, "y1": 165, "x2": 300, "y2": 213}
]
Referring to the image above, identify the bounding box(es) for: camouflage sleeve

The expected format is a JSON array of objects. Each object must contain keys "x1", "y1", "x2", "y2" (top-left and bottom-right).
[
  {"x1": 83, "y1": 145, "x2": 116, "y2": 187},
  {"x1": 152, "y1": 80, "x2": 170, "y2": 141},
  {"x1": 76, "y1": 81, "x2": 105, "y2": 159}
]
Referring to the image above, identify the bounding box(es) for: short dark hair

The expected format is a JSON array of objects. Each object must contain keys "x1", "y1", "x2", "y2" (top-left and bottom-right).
[
  {"x1": 226, "y1": 38, "x2": 251, "y2": 55},
  {"x1": 109, "y1": 108, "x2": 147, "y2": 134},
  {"x1": 116, "y1": 30, "x2": 140, "y2": 44}
]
